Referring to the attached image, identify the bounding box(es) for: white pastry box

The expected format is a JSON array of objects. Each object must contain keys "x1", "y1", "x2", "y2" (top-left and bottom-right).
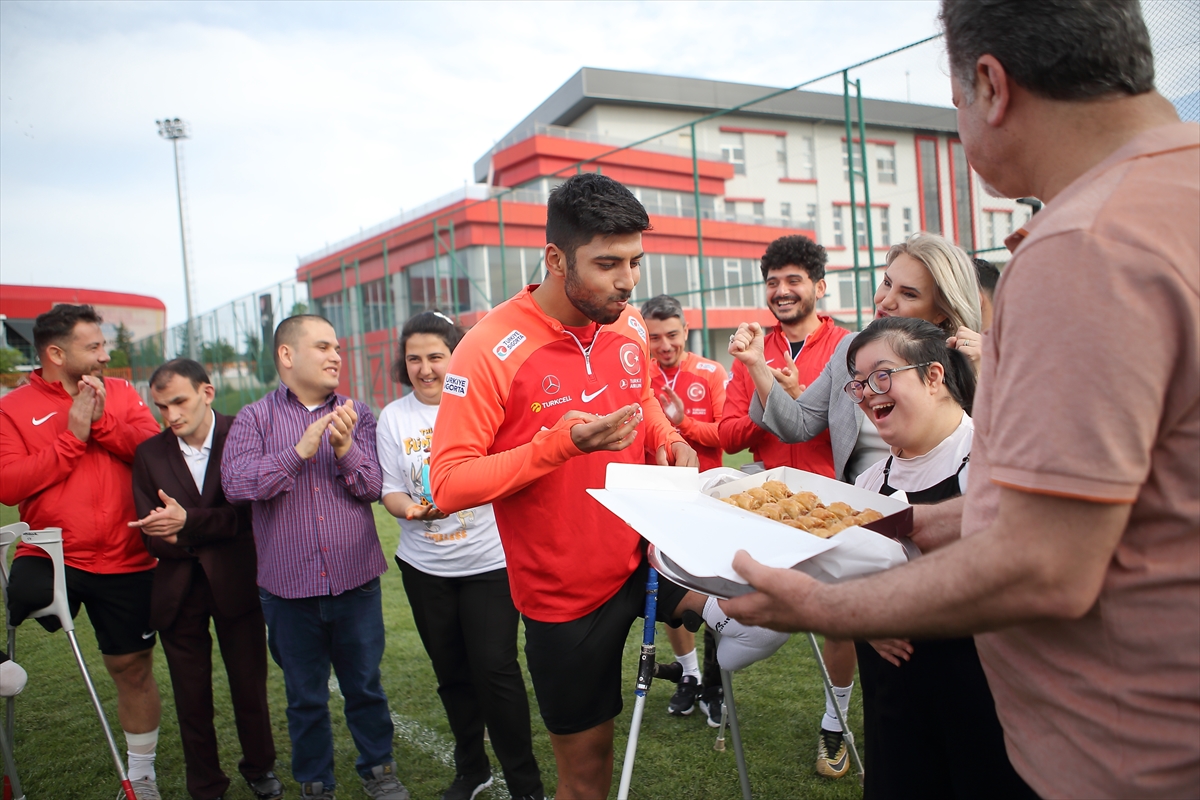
[{"x1": 587, "y1": 464, "x2": 912, "y2": 599}]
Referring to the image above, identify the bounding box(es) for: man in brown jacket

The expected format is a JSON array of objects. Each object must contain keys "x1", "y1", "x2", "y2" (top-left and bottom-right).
[{"x1": 131, "y1": 359, "x2": 280, "y2": 800}]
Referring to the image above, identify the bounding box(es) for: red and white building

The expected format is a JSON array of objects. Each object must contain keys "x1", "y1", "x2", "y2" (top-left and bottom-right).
[{"x1": 297, "y1": 68, "x2": 1027, "y2": 405}]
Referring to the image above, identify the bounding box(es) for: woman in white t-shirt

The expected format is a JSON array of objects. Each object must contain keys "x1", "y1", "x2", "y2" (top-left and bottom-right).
[
  {"x1": 845, "y1": 316, "x2": 1035, "y2": 800},
  {"x1": 376, "y1": 311, "x2": 543, "y2": 800}
]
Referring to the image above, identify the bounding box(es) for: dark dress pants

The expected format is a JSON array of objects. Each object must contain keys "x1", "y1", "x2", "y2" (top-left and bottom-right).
[
  {"x1": 160, "y1": 563, "x2": 275, "y2": 800},
  {"x1": 398, "y1": 558, "x2": 543, "y2": 798}
]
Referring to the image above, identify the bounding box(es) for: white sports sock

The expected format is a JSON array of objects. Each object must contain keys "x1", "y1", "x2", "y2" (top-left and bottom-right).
[
  {"x1": 677, "y1": 648, "x2": 700, "y2": 680},
  {"x1": 702, "y1": 596, "x2": 790, "y2": 671},
  {"x1": 125, "y1": 728, "x2": 158, "y2": 781},
  {"x1": 821, "y1": 683, "x2": 854, "y2": 732}
]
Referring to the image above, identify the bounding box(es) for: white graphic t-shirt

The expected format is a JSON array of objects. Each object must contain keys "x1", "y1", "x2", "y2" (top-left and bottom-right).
[{"x1": 377, "y1": 392, "x2": 505, "y2": 577}]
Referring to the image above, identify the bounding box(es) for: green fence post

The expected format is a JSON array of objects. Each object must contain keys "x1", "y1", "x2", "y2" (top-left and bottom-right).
[
  {"x1": 432, "y1": 219, "x2": 443, "y2": 311},
  {"x1": 448, "y1": 219, "x2": 460, "y2": 320},
  {"x1": 843, "y1": 71, "x2": 863, "y2": 331},
  {"x1": 382, "y1": 241, "x2": 393, "y2": 405},
  {"x1": 856, "y1": 79, "x2": 877, "y2": 300},
  {"x1": 691, "y1": 123, "x2": 710, "y2": 358},
  {"x1": 497, "y1": 195, "x2": 508, "y2": 302}
]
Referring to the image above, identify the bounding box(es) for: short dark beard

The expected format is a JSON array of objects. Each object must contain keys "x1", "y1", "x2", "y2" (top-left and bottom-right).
[
  {"x1": 770, "y1": 291, "x2": 816, "y2": 325},
  {"x1": 564, "y1": 257, "x2": 630, "y2": 325}
]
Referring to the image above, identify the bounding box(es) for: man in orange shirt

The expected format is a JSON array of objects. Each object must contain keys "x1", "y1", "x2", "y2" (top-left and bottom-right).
[
  {"x1": 431, "y1": 174, "x2": 788, "y2": 799},
  {"x1": 640, "y1": 293, "x2": 727, "y2": 719},
  {"x1": 724, "y1": 3, "x2": 1199, "y2": 797}
]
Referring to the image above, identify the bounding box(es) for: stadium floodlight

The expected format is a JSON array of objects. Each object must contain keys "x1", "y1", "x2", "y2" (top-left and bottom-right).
[{"x1": 156, "y1": 117, "x2": 199, "y2": 359}]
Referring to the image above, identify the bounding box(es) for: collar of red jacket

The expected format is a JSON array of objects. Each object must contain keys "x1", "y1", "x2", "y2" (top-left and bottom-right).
[
  {"x1": 29, "y1": 369, "x2": 72, "y2": 398},
  {"x1": 769, "y1": 313, "x2": 838, "y2": 349}
]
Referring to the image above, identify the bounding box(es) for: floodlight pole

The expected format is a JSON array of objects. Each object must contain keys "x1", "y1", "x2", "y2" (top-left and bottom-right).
[{"x1": 157, "y1": 117, "x2": 198, "y2": 359}]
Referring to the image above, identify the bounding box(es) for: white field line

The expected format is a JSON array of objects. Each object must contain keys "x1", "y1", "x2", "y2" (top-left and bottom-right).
[{"x1": 328, "y1": 676, "x2": 509, "y2": 798}]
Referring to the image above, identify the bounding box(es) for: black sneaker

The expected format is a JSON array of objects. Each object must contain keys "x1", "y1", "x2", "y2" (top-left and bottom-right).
[
  {"x1": 697, "y1": 686, "x2": 724, "y2": 728},
  {"x1": 442, "y1": 772, "x2": 493, "y2": 800},
  {"x1": 667, "y1": 674, "x2": 700, "y2": 716}
]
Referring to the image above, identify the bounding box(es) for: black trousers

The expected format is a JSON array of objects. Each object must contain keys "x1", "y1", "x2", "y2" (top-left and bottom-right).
[
  {"x1": 160, "y1": 564, "x2": 275, "y2": 800},
  {"x1": 397, "y1": 558, "x2": 542, "y2": 797},
  {"x1": 856, "y1": 637, "x2": 1039, "y2": 800}
]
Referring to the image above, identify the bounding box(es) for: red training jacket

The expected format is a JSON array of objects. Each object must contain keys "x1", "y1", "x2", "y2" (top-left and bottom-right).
[
  {"x1": 646, "y1": 351, "x2": 728, "y2": 472},
  {"x1": 430, "y1": 286, "x2": 684, "y2": 623},
  {"x1": 719, "y1": 315, "x2": 848, "y2": 476},
  {"x1": 0, "y1": 370, "x2": 159, "y2": 573}
]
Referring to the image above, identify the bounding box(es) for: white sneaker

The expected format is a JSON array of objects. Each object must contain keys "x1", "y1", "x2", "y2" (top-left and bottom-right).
[
  {"x1": 119, "y1": 778, "x2": 161, "y2": 800},
  {"x1": 0, "y1": 660, "x2": 27, "y2": 697}
]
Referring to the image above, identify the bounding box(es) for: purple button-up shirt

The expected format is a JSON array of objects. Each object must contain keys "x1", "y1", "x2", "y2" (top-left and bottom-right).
[{"x1": 222, "y1": 383, "x2": 386, "y2": 599}]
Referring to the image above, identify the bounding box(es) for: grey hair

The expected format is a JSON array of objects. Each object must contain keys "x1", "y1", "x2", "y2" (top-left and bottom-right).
[
  {"x1": 941, "y1": 0, "x2": 1154, "y2": 104},
  {"x1": 886, "y1": 232, "x2": 982, "y2": 335}
]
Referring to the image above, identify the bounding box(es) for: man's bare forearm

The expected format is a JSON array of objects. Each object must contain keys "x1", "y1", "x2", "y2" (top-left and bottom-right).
[
  {"x1": 909, "y1": 495, "x2": 966, "y2": 553},
  {"x1": 724, "y1": 489, "x2": 1130, "y2": 639}
]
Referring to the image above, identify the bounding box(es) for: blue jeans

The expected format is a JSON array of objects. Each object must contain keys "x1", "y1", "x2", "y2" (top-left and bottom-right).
[{"x1": 259, "y1": 578, "x2": 394, "y2": 785}]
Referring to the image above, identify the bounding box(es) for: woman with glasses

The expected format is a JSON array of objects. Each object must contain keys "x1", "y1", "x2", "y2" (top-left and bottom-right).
[
  {"x1": 842, "y1": 316, "x2": 1034, "y2": 800},
  {"x1": 728, "y1": 231, "x2": 982, "y2": 779}
]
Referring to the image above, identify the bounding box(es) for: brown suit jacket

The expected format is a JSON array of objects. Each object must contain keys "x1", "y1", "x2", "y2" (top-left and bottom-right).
[{"x1": 132, "y1": 411, "x2": 258, "y2": 631}]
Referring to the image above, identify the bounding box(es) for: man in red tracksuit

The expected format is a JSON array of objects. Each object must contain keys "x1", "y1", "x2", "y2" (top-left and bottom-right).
[
  {"x1": 0, "y1": 304, "x2": 164, "y2": 798},
  {"x1": 718, "y1": 235, "x2": 848, "y2": 475},
  {"x1": 640, "y1": 293, "x2": 728, "y2": 721}
]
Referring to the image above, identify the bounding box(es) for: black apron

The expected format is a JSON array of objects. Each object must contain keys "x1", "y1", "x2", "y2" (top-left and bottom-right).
[{"x1": 856, "y1": 453, "x2": 1038, "y2": 800}]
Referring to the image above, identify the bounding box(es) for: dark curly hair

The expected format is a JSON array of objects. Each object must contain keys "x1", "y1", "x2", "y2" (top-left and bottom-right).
[
  {"x1": 33, "y1": 304, "x2": 103, "y2": 354},
  {"x1": 546, "y1": 173, "x2": 650, "y2": 268},
  {"x1": 391, "y1": 311, "x2": 463, "y2": 386},
  {"x1": 760, "y1": 235, "x2": 828, "y2": 282}
]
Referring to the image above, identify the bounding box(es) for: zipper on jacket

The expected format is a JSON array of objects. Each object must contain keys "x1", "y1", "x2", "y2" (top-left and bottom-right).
[{"x1": 562, "y1": 330, "x2": 603, "y2": 376}]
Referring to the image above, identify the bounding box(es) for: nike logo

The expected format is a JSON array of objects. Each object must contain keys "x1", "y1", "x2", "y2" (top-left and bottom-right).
[
  {"x1": 581, "y1": 386, "x2": 608, "y2": 403},
  {"x1": 765, "y1": 359, "x2": 776, "y2": 366},
  {"x1": 32, "y1": 413, "x2": 57, "y2": 426},
  {"x1": 141, "y1": 630, "x2": 156, "y2": 640}
]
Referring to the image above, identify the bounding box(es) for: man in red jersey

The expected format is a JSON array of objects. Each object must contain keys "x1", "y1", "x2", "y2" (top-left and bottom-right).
[
  {"x1": 0, "y1": 304, "x2": 164, "y2": 798},
  {"x1": 640, "y1": 293, "x2": 727, "y2": 720},
  {"x1": 718, "y1": 234, "x2": 848, "y2": 477},
  {"x1": 431, "y1": 174, "x2": 788, "y2": 799}
]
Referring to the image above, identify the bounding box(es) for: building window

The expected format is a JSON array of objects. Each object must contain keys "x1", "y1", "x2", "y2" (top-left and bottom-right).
[
  {"x1": 878, "y1": 206, "x2": 891, "y2": 245},
  {"x1": 832, "y1": 205, "x2": 845, "y2": 246},
  {"x1": 780, "y1": 201, "x2": 792, "y2": 222},
  {"x1": 720, "y1": 131, "x2": 746, "y2": 175},
  {"x1": 842, "y1": 140, "x2": 863, "y2": 182},
  {"x1": 776, "y1": 136, "x2": 788, "y2": 179},
  {"x1": 949, "y1": 140, "x2": 975, "y2": 251},
  {"x1": 855, "y1": 213, "x2": 866, "y2": 249},
  {"x1": 903, "y1": 207, "x2": 913, "y2": 236},
  {"x1": 805, "y1": 203, "x2": 818, "y2": 233},
  {"x1": 799, "y1": 136, "x2": 816, "y2": 180},
  {"x1": 984, "y1": 210, "x2": 1014, "y2": 249},
  {"x1": 360, "y1": 278, "x2": 390, "y2": 333},
  {"x1": 752, "y1": 201, "x2": 765, "y2": 224},
  {"x1": 916, "y1": 137, "x2": 942, "y2": 235},
  {"x1": 876, "y1": 144, "x2": 897, "y2": 184}
]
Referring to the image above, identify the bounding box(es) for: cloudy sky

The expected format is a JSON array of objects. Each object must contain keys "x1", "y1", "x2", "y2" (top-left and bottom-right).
[
  {"x1": 1, "y1": 0, "x2": 959, "y2": 325},
  {"x1": 3, "y1": 0, "x2": 1190, "y2": 328}
]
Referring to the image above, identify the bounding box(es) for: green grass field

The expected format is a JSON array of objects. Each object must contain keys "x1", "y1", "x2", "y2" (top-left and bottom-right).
[{"x1": 1, "y1": 455, "x2": 865, "y2": 799}]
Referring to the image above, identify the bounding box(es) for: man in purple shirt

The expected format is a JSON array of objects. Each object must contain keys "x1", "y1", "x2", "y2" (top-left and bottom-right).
[{"x1": 222, "y1": 315, "x2": 408, "y2": 800}]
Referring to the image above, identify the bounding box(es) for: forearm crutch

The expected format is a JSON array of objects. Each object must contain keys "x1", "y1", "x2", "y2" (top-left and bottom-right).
[
  {"x1": 710, "y1": 629, "x2": 752, "y2": 800},
  {"x1": 805, "y1": 632, "x2": 865, "y2": 784},
  {"x1": 0, "y1": 526, "x2": 137, "y2": 800},
  {"x1": 616, "y1": 566, "x2": 683, "y2": 800}
]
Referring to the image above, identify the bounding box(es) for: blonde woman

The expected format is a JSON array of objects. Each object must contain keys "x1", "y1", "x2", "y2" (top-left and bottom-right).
[{"x1": 730, "y1": 231, "x2": 981, "y2": 779}]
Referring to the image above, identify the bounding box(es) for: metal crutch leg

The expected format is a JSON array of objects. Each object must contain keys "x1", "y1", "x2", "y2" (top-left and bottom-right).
[
  {"x1": 0, "y1": 523, "x2": 29, "y2": 800},
  {"x1": 719, "y1": 668, "x2": 752, "y2": 800},
  {"x1": 617, "y1": 567, "x2": 662, "y2": 800},
  {"x1": 806, "y1": 632, "x2": 864, "y2": 785},
  {"x1": 21, "y1": 529, "x2": 137, "y2": 800}
]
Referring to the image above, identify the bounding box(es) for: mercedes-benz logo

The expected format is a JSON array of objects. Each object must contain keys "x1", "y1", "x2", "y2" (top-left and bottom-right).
[{"x1": 542, "y1": 375, "x2": 561, "y2": 395}]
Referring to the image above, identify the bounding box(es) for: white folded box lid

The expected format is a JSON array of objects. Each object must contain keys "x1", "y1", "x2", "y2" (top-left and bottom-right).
[{"x1": 588, "y1": 464, "x2": 911, "y2": 595}]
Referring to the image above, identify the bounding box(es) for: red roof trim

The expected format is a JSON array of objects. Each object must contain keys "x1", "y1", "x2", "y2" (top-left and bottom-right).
[
  {"x1": 831, "y1": 200, "x2": 891, "y2": 208},
  {"x1": 779, "y1": 177, "x2": 817, "y2": 184},
  {"x1": 0, "y1": 284, "x2": 165, "y2": 310},
  {"x1": 840, "y1": 137, "x2": 897, "y2": 146},
  {"x1": 724, "y1": 197, "x2": 765, "y2": 204}
]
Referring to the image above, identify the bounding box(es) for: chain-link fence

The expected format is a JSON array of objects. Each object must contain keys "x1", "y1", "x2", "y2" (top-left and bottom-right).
[
  {"x1": 130, "y1": 5, "x2": 1197, "y2": 416},
  {"x1": 1143, "y1": 0, "x2": 1200, "y2": 122}
]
